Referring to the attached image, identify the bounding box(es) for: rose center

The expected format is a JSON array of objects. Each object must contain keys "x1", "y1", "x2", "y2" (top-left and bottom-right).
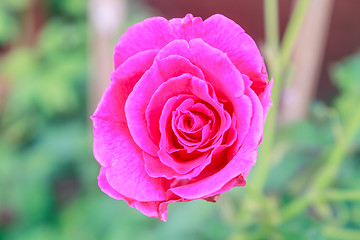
[
  {"x1": 180, "y1": 111, "x2": 209, "y2": 132},
  {"x1": 184, "y1": 115, "x2": 194, "y2": 129}
]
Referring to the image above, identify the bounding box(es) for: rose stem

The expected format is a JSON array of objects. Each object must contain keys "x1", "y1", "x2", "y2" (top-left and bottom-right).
[{"x1": 252, "y1": 0, "x2": 312, "y2": 193}]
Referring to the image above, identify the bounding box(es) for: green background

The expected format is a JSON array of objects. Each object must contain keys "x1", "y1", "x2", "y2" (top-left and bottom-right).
[{"x1": 0, "y1": 0, "x2": 359, "y2": 239}]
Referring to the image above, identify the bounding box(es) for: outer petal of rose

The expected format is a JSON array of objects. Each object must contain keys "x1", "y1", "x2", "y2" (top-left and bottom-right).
[
  {"x1": 92, "y1": 74, "x2": 166, "y2": 202},
  {"x1": 99, "y1": 170, "x2": 168, "y2": 221},
  {"x1": 114, "y1": 14, "x2": 268, "y2": 94},
  {"x1": 98, "y1": 167, "x2": 133, "y2": 203},
  {"x1": 169, "y1": 14, "x2": 204, "y2": 41},
  {"x1": 229, "y1": 84, "x2": 265, "y2": 156},
  {"x1": 202, "y1": 14, "x2": 268, "y2": 92},
  {"x1": 94, "y1": 113, "x2": 167, "y2": 201},
  {"x1": 113, "y1": 13, "x2": 201, "y2": 69},
  {"x1": 134, "y1": 201, "x2": 164, "y2": 221},
  {"x1": 227, "y1": 94, "x2": 252, "y2": 158},
  {"x1": 125, "y1": 55, "x2": 204, "y2": 156},
  {"x1": 103, "y1": 129, "x2": 166, "y2": 202},
  {"x1": 259, "y1": 77, "x2": 274, "y2": 122},
  {"x1": 114, "y1": 17, "x2": 176, "y2": 69},
  {"x1": 91, "y1": 50, "x2": 158, "y2": 167},
  {"x1": 99, "y1": 167, "x2": 170, "y2": 222},
  {"x1": 99, "y1": 169, "x2": 167, "y2": 221},
  {"x1": 188, "y1": 39, "x2": 244, "y2": 100},
  {"x1": 157, "y1": 199, "x2": 185, "y2": 222},
  {"x1": 240, "y1": 87, "x2": 265, "y2": 153},
  {"x1": 203, "y1": 175, "x2": 246, "y2": 201},
  {"x1": 154, "y1": 39, "x2": 193, "y2": 62},
  {"x1": 157, "y1": 149, "x2": 210, "y2": 175},
  {"x1": 136, "y1": 198, "x2": 185, "y2": 222},
  {"x1": 169, "y1": 14, "x2": 268, "y2": 95},
  {"x1": 144, "y1": 146, "x2": 217, "y2": 181},
  {"x1": 168, "y1": 149, "x2": 256, "y2": 200},
  {"x1": 201, "y1": 175, "x2": 246, "y2": 202},
  {"x1": 143, "y1": 152, "x2": 180, "y2": 179},
  {"x1": 143, "y1": 152, "x2": 204, "y2": 180},
  {"x1": 154, "y1": 38, "x2": 245, "y2": 101}
]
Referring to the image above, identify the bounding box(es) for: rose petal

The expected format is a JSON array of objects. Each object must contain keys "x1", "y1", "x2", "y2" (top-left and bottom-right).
[
  {"x1": 154, "y1": 38, "x2": 193, "y2": 61},
  {"x1": 98, "y1": 167, "x2": 132, "y2": 202},
  {"x1": 168, "y1": 14, "x2": 266, "y2": 92},
  {"x1": 240, "y1": 86, "x2": 265, "y2": 152},
  {"x1": 105, "y1": 129, "x2": 166, "y2": 201},
  {"x1": 154, "y1": 38, "x2": 245, "y2": 101},
  {"x1": 93, "y1": 13, "x2": 272, "y2": 222},
  {"x1": 169, "y1": 14, "x2": 204, "y2": 41},
  {"x1": 134, "y1": 201, "x2": 167, "y2": 221},
  {"x1": 203, "y1": 175, "x2": 246, "y2": 200},
  {"x1": 188, "y1": 39, "x2": 245, "y2": 100},
  {"x1": 221, "y1": 113, "x2": 238, "y2": 148},
  {"x1": 259, "y1": 77, "x2": 274, "y2": 122},
  {"x1": 100, "y1": 166, "x2": 169, "y2": 221},
  {"x1": 146, "y1": 74, "x2": 197, "y2": 144},
  {"x1": 143, "y1": 150, "x2": 214, "y2": 181},
  {"x1": 202, "y1": 14, "x2": 268, "y2": 94},
  {"x1": 91, "y1": 49, "x2": 158, "y2": 167},
  {"x1": 143, "y1": 151, "x2": 180, "y2": 179},
  {"x1": 156, "y1": 90, "x2": 211, "y2": 173},
  {"x1": 114, "y1": 17, "x2": 175, "y2": 68},
  {"x1": 154, "y1": 76, "x2": 230, "y2": 155},
  {"x1": 157, "y1": 149, "x2": 211, "y2": 175},
  {"x1": 114, "y1": 14, "x2": 268, "y2": 94},
  {"x1": 227, "y1": 95, "x2": 253, "y2": 158},
  {"x1": 126, "y1": 56, "x2": 204, "y2": 156},
  {"x1": 168, "y1": 149, "x2": 256, "y2": 199},
  {"x1": 144, "y1": 93, "x2": 217, "y2": 180},
  {"x1": 92, "y1": 59, "x2": 167, "y2": 201}
]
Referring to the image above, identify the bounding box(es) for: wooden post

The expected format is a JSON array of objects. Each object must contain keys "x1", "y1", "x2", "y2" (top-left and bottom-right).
[
  {"x1": 280, "y1": 0, "x2": 334, "y2": 124},
  {"x1": 88, "y1": 0, "x2": 128, "y2": 113}
]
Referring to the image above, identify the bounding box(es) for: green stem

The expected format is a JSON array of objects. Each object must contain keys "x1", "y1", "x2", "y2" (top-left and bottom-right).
[
  {"x1": 313, "y1": 106, "x2": 360, "y2": 190},
  {"x1": 250, "y1": 0, "x2": 314, "y2": 227},
  {"x1": 324, "y1": 227, "x2": 360, "y2": 240},
  {"x1": 252, "y1": 82, "x2": 280, "y2": 190},
  {"x1": 324, "y1": 190, "x2": 360, "y2": 202},
  {"x1": 251, "y1": 0, "x2": 280, "y2": 193},
  {"x1": 253, "y1": 0, "x2": 312, "y2": 193},
  {"x1": 280, "y1": 0, "x2": 311, "y2": 68},
  {"x1": 280, "y1": 191, "x2": 313, "y2": 222},
  {"x1": 280, "y1": 107, "x2": 360, "y2": 221},
  {"x1": 264, "y1": 0, "x2": 280, "y2": 62},
  {"x1": 245, "y1": 184, "x2": 280, "y2": 226}
]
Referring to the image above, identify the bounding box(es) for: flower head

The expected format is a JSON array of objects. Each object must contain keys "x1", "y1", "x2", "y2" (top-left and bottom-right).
[{"x1": 91, "y1": 13, "x2": 273, "y2": 221}]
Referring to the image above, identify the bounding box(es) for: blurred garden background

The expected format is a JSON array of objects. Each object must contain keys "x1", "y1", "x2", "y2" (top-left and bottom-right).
[{"x1": 0, "y1": 0, "x2": 359, "y2": 239}]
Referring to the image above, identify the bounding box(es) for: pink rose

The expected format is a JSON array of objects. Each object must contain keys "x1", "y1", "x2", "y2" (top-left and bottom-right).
[{"x1": 91, "y1": 14, "x2": 273, "y2": 221}]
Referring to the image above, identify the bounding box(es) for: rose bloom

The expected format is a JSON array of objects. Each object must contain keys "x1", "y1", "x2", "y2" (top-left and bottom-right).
[{"x1": 91, "y1": 14, "x2": 273, "y2": 221}]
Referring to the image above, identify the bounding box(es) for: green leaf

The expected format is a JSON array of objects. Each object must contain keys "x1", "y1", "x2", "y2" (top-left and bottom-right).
[
  {"x1": 0, "y1": 9, "x2": 17, "y2": 44},
  {"x1": 331, "y1": 52, "x2": 360, "y2": 93}
]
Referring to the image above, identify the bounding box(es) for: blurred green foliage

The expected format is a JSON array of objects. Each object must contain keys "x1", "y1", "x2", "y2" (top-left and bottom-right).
[{"x1": 0, "y1": 0, "x2": 359, "y2": 239}]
